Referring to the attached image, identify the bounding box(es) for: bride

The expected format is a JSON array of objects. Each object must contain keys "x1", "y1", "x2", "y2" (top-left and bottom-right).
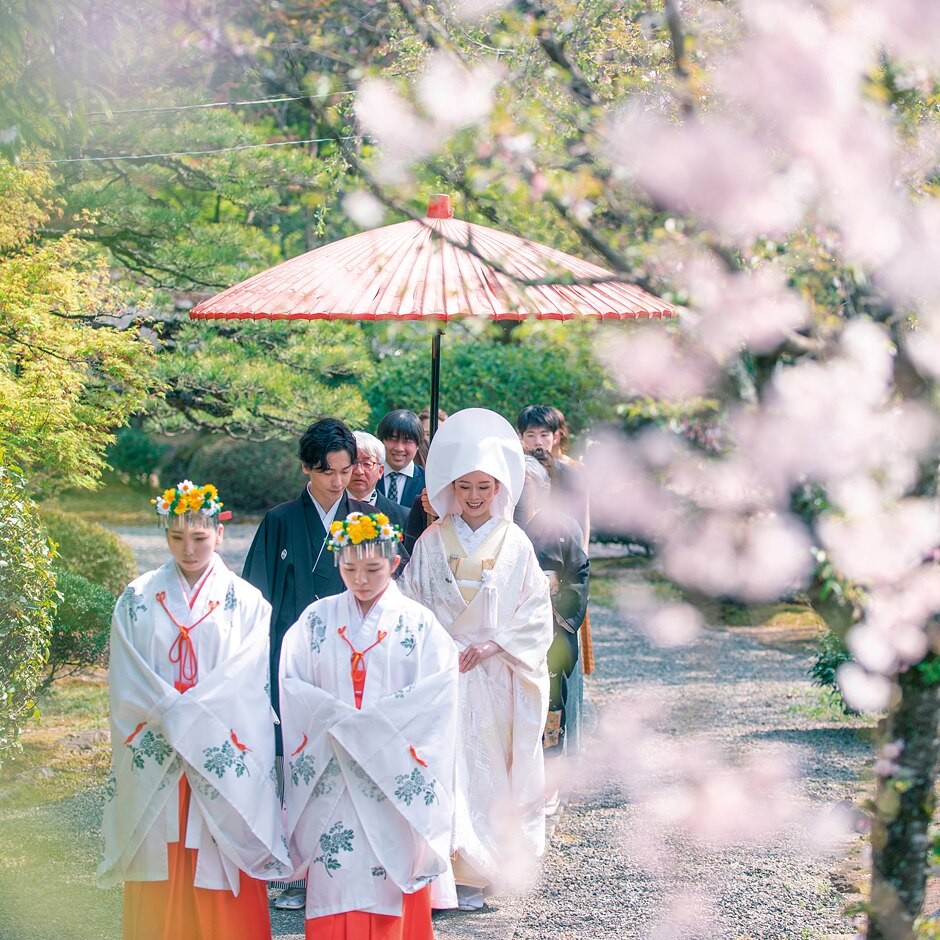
[{"x1": 400, "y1": 408, "x2": 553, "y2": 911}]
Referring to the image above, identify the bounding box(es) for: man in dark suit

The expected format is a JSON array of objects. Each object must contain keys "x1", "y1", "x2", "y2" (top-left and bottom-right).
[
  {"x1": 242, "y1": 418, "x2": 373, "y2": 910},
  {"x1": 348, "y1": 431, "x2": 410, "y2": 530},
  {"x1": 374, "y1": 409, "x2": 426, "y2": 512}
]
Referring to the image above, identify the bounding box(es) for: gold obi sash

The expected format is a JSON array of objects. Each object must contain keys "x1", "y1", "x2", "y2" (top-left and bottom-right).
[{"x1": 438, "y1": 516, "x2": 510, "y2": 604}]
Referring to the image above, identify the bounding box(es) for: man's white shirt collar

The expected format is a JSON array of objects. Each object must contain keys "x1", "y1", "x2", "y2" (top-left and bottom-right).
[
  {"x1": 307, "y1": 486, "x2": 343, "y2": 529},
  {"x1": 383, "y1": 461, "x2": 415, "y2": 480}
]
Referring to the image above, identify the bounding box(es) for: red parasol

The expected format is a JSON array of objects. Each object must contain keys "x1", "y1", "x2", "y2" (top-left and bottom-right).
[
  {"x1": 191, "y1": 195, "x2": 676, "y2": 678},
  {"x1": 190, "y1": 194, "x2": 677, "y2": 435}
]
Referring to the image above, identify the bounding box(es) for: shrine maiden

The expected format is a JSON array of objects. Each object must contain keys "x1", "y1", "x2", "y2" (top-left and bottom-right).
[
  {"x1": 279, "y1": 511, "x2": 459, "y2": 938},
  {"x1": 98, "y1": 482, "x2": 290, "y2": 940},
  {"x1": 400, "y1": 408, "x2": 553, "y2": 910}
]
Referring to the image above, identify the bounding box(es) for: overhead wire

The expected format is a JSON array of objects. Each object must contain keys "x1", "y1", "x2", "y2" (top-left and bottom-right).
[
  {"x1": 18, "y1": 135, "x2": 371, "y2": 166},
  {"x1": 87, "y1": 89, "x2": 355, "y2": 117}
]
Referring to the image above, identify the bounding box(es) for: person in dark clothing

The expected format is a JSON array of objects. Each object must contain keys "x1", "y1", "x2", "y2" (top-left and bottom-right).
[
  {"x1": 241, "y1": 418, "x2": 374, "y2": 910},
  {"x1": 348, "y1": 431, "x2": 410, "y2": 530},
  {"x1": 375, "y1": 409, "x2": 426, "y2": 510},
  {"x1": 516, "y1": 404, "x2": 589, "y2": 536},
  {"x1": 519, "y1": 457, "x2": 589, "y2": 781}
]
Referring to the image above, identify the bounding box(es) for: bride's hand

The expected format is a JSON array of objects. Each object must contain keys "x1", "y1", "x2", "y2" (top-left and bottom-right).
[{"x1": 458, "y1": 641, "x2": 502, "y2": 673}]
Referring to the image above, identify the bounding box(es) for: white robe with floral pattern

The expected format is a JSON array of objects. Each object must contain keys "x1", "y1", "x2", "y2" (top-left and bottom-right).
[
  {"x1": 279, "y1": 581, "x2": 459, "y2": 919},
  {"x1": 98, "y1": 554, "x2": 290, "y2": 893}
]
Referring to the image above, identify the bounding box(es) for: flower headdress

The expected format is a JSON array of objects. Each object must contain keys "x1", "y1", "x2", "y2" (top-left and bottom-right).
[
  {"x1": 151, "y1": 480, "x2": 230, "y2": 528},
  {"x1": 326, "y1": 511, "x2": 402, "y2": 562}
]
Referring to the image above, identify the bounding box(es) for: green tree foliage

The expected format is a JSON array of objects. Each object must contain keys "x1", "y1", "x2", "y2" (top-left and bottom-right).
[
  {"x1": 0, "y1": 162, "x2": 158, "y2": 488},
  {"x1": 367, "y1": 327, "x2": 613, "y2": 433},
  {"x1": 40, "y1": 507, "x2": 137, "y2": 596},
  {"x1": 154, "y1": 318, "x2": 373, "y2": 437},
  {"x1": 0, "y1": 0, "x2": 107, "y2": 158},
  {"x1": 0, "y1": 465, "x2": 57, "y2": 761},
  {"x1": 43, "y1": 569, "x2": 113, "y2": 687}
]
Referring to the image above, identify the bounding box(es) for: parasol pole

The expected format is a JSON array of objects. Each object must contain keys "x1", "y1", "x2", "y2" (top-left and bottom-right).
[
  {"x1": 425, "y1": 194, "x2": 453, "y2": 442},
  {"x1": 429, "y1": 328, "x2": 443, "y2": 440}
]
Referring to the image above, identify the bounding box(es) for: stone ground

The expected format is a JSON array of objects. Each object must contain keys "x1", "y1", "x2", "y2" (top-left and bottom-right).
[{"x1": 0, "y1": 528, "x2": 875, "y2": 939}]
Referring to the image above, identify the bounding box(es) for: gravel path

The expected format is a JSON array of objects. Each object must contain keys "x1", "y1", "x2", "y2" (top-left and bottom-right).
[
  {"x1": 434, "y1": 604, "x2": 869, "y2": 940},
  {"x1": 109, "y1": 523, "x2": 257, "y2": 575},
  {"x1": 0, "y1": 534, "x2": 871, "y2": 939}
]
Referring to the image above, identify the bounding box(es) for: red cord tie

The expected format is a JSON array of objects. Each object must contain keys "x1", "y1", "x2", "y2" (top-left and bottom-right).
[
  {"x1": 338, "y1": 626, "x2": 387, "y2": 709},
  {"x1": 157, "y1": 592, "x2": 219, "y2": 688}
]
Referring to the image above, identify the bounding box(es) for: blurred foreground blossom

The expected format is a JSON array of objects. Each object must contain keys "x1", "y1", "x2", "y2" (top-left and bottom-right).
[
  {"x1": 714, "y1": 0, "x2": 902, "y2": 267},
  {"x1": 592, "y1": 701, "x2": 850, "y2": 851},
  {"x1": 819, "y1": 499, "x2": 940, "y2": 587},
  {"x1": 836, "y1": 662, "x2": 893, "y2": 713},
  {"x1": 356, "y1": 54, "x2": 500, "y2": 183},
  {"x1": 617, "y1": 584, "x2": 702, "y2": 648},
  {"x1": 609, "y1": 107, "x2": 810, "y2": 243},
  {"x1": 342, "y1": 190, "x2": 385, "y2": 229},
  {"x1": 905, "y1": 308, "x2": 940, "y2": 381},
  {"x1": 680, "y1": 259, "x2": 809, "y2": 362},
  {"x1": 870, "y1": 0, "x2": 940, "y2": 69},
  {"x1": 356, "y1": 80, "x2": 434, "y2": 183},
  {"x1": 598, "y1": 329, "x2": 713, "y2": 401},
  {"x1": 585, "y1": 432, "x2": 681, "y2": 542},
  {"x1": 661, "y1": 510, "x2": 812, "y2": 602},
  {"x1": 452, "y1": 0, "x2": 512, "y2": 22},
  {"x1": 417, "y1": 53, "x2": 501, "y2": 130},
  {"x1": 647, "y1": 892, "x2": 716, "y2": 940},
  {"x1": 736, "y1": 321, "x2": 933, "y2": 497},
  {"x1": 881, "y1": 201, "x2": 940, "y2": 304}
]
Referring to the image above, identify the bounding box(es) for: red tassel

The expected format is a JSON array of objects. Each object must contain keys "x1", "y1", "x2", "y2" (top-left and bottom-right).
[
  {"x1": 230, "y1": 728, "x2": 251, "y2": 752},
  {"x1": 409, "y1": 745, "x2": 428, "y2": 767},
  {"x1": 290, "y1": 733, "x2": 308, "y2": 757},
  {"x1": 125, "y1": 721, "x2": 147, "y2": 745}
]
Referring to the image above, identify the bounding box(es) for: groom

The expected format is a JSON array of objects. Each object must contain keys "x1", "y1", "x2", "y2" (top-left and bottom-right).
[{"x1": 242, "y1": 417, "x2": 374, "y2": 909}]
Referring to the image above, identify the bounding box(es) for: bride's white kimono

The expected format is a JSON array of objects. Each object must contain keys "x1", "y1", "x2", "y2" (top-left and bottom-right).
[
  {"x1": 401, "y1": 513, "x2": 553, "y2": 889},
  {"x1": 279, "y1": 581, "x2": 459, "y2": 920},
  {"x1": 98, "y1": 554, "x2": 291, "y2": 891}
]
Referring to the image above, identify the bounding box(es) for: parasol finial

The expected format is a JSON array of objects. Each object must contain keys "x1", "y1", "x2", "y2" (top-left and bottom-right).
[{"x1": 427, "y1": 194, "x2": 453, "y2": 219}]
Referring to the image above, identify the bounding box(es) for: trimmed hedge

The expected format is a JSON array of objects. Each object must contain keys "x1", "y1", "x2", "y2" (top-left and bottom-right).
[
  {"x1": 40, "y1": 507, "x2": 137, "y2": 596},
  {"x1": 106, "y1": 425, "x2": 169, "y2": 484},
  {"x1": 45, "y1": 570, "x2": 114, "y2": 686},
  {"x1": 187, "y1": 437, "x2": 304, "y2": 515},
  {"x1": 0, "y1": 465, "x2": 57, "y2": 760}
]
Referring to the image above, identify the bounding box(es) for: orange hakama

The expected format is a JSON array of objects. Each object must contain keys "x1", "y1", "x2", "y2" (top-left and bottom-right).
[{"x1": 122, "y1": 777, "x2": 271, "y2": 940}]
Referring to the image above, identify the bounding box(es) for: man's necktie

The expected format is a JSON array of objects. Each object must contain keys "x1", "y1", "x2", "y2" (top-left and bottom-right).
[{"x1": 387, "y1": 472, "x2": 400, "y2": 502}]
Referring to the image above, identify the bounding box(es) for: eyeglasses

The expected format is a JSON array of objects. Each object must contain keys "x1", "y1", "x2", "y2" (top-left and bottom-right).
[{"x1": 357, "y1": 459, "x2": 380, "y2": 471}]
